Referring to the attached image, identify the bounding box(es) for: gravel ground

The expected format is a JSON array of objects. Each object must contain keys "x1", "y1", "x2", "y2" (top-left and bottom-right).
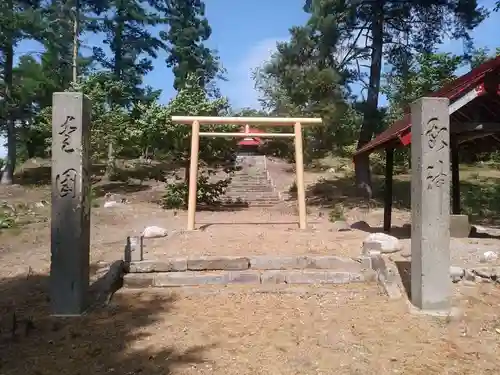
[
  {"x1": 2, "y1": 160, "x2": 500, "y2": 375},
  {"x1": 1, "y1": 282, "x2": 499, "y2": 375}
]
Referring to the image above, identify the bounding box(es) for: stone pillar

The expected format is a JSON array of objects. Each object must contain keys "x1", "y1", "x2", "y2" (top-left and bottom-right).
[
  {"x1": 410, "y1": 97, "x2": 451, "y2": 312},
  {"x1": 50, "y1": 92, "x2": 91, "y2": 316}
]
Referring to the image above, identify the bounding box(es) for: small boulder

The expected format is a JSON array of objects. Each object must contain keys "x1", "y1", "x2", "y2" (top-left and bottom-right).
[
  {"x1": 142, "y1": 226, "x2": 168, "y2": 238},
  {"x1": 450, "y1": 266, "x2": 465, "y2": 283},
  {"x1": 480, "y1": 251, "x2": 498, "y2": 263},
  {"x1": 362, "y1": 232, "x2": 402, "y2": 255},
  {"x1": 103, "y1": 200, "x2": 122, "y2": 208}
]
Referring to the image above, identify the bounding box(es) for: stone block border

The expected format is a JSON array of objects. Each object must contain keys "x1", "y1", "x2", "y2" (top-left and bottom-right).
[
  {"x1": 128, "y1": 255, "x2": 369, "y2": 273},
  {"x1": 123, "y1": 255, "x2": 377, "y2": 287},
  {"x1": 369, "y1": 254, "x2": 403, "y2": 300},
  {"x1": 123, "y1": 269, "x2": 375, "y2": 288}
]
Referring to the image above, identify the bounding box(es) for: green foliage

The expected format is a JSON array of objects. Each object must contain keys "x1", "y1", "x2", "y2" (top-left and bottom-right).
[
  {"x1": 1, "y1": 0, "x2": 499, "y2": 195},
  {"x1": 0, "y1": 211, "x2": 15, "y2": 229},
  {"x1": 161, "y1": 173, "x2": 231, "y2": 209},
  {"x1": 0, "y1": 202, "x2": 19, "y2": 229},
  {"x1": 382, "y1": 52, "x2": 464, "y2": 124},
  {"x1": 164, "y1": 74, "x2": 237, "y2": 167},
  {"x1": 461, "y1": 176, "x2": 500, "y2": 220},
  {"x1": 328, "y1": 203, "x2": 345, "y2": 222},
  {"x1": 160, "y1": 0, "x2": 221, "y2": 92},
  {"x1": 89, "y1": 0, "x2": 164, "y2": 105},
  {"x1": 254, "y1": 17, "x2": 357, "y2": 155}
]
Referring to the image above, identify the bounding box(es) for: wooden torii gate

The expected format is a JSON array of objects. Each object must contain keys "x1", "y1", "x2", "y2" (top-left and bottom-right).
[{"x1": 171, "y1": 116, "x2": 323, "y2": 230}]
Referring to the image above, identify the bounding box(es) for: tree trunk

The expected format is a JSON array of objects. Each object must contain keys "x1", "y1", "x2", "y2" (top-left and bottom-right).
[
  {"x1": 1, "y1": 25, "x2": 16, "y2": 185},
  {"x1": 103, "y1": 1, "x2": 124, "y2": 179},
  {"x1": 354, "y1": 0, "x2": 384, "y2": 198},
  {"x1": 72, "y1": 0, "x2": 80, "y2": 85},
  {"x1": 105, "y1": 141, "x2": 116, "y2": 178}
]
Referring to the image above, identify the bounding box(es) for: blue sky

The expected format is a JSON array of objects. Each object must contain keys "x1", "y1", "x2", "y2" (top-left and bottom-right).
[{"x1": 1, "y1": 0, "x2": 500, "y2": 158}]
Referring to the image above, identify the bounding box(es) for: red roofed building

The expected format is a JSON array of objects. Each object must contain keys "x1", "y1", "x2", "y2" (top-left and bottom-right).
[
  {"x1": 353, "y1": 55, "x2": 500, "y2": 232},
  {"x1": 237, "y1": 125, "x2": 264, "y2": 154}
]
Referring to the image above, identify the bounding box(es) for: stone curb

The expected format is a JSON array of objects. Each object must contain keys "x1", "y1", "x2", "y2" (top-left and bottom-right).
[
  {"x1": 369, "y1": 254, "x2": 403, "y2": 300},
  {"x1": 128, "y1": 255, "x2": 369, "y2": 273},
  {"x1": 123, "y1": 269, "x2": 376, "y2": 288},
  {"x1": 89, "y1": 260, "x2": 126, "y2": 306}
]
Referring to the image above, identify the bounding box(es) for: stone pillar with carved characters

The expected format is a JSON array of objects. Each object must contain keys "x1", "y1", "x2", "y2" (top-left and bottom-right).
[
  {"x1": 410, "y1": 97, "x2": 451, "y2": 313},
  {"x1": 50, "y1": 92, "x2": 91, "y2": 316}
]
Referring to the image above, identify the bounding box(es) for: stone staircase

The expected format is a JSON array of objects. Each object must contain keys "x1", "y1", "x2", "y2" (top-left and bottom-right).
[{"x1": 223, "y1": 155, "x2": 281, "y2": 207}]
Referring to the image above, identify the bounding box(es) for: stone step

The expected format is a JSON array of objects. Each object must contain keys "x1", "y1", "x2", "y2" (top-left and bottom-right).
[
  {"x1": 124, "y1": 269, "x2": 375, "y2": 288},
  {"x1": 224, "y1": 195, "x2": 280, "y2": 200},
  {"x1": 229, "y1": 182, "x2": 273, "y2": 186},
  {"x1": 231, "y1": 179, "x2": 270, "y2": 184},
  {"x1": 223, "y1": 192, "x2": 280, "y2": 199},
  {"x1": 229, "y1": 181, "x2": 273, "y2": 185},
  {"x1": 226, "y1": 186, "x2": 275, "y2": 193},
  {"x1": 224, "y1": 200, "x2": 281, "y2": 205},
  {"x1": 223, "y1": 202, "x2": 281, "y2": 207},
  {"x1": 227, "y1": 190, "x2": 276, "y2": 194}
]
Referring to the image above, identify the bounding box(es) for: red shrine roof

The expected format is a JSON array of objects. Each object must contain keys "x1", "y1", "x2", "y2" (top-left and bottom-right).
[
  {"x1": 238, "y1": 126, "x2": 264, "y2": 146},
  {"x1": 354, "y1": 55, "x2": 500, "y2": 157}
]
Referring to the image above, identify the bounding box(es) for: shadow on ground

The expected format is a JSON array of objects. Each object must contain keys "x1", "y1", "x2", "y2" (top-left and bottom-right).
[
  {"x1": 394, "y1": 260, "x2": 412, "y2": 300},
  {"x1": 0, "y1": 268, "x2": 210, "y2": 374},
  {"x1": 350, "y1": 221, "x2": 411, "y2": 239},
  {"x1": 295, "y1": 173, "x2": 500, "y2": 225},
  {"x1": 93, "y1": 181, "x2": 151, "y2": 198},
  {"x1": 197, "y1": 222, "x2": 301, "y2": 230}
]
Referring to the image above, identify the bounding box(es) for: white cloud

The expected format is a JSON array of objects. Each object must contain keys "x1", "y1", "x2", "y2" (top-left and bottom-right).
[{"x1": 222, "y1": 37, "x2": 286, "y2": 110}]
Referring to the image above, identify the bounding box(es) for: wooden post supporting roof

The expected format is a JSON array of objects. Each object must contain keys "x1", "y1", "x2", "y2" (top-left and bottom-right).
[{"x1": 383, "y1": 147, "x2": 394, "y2": 232}]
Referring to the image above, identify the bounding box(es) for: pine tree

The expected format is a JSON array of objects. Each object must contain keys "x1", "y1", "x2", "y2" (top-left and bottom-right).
[
  {"x1": 91, "y1": 0, "x2": 164, "y2": 105},
  {"x1": 160, "y1": 0, "x2": 220, "y2": 91},
  {"x1": 303, "y1": 0, "x2": 488, "y2": 196},
  {"x1": 0, "y1": 0, "x2": 43, "y2": 184},
  {"x1": 88, "y1": 0, "x2": 164, "y2": 175}
]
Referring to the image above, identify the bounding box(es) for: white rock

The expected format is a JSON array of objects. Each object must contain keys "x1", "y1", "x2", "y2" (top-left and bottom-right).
[
  {"x1": 362, "y1": 233, "x2": 402, "y2": 255},
  {"x1": 103, "y1": 200, "x2": 121, "y2": 208},
  {"x1": 480, "y1": 251, "x2": 498, "y2": 263},
  {"x1": 473, "y1": 225, "x2": 487, "y2": 233},
  {"x1": 450, "y1": 266, "x2": 465, "y2": 282},
  {"x1": 142, "y1": 226, "x2": 168, "y2": 238}
]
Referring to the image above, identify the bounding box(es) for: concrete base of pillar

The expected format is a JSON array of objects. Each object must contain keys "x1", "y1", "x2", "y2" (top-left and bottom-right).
[
  {"x1": 450, "y1": 215, "x2": 470, "y2": 238},
  {"x1": 407, "y1": 301, "x2": 463, "y2": 320}
]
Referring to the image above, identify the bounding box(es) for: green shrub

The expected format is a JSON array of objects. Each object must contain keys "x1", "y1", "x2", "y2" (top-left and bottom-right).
[
  {"x1": 328, "y1": 203, "x2": 345, "y2": 222},
  {"x1": 161, "y1": 174, "x2": 232, "y2": 209},
  {"x1": 0, "y1": 202, "x2": 16, "y2": 229}
]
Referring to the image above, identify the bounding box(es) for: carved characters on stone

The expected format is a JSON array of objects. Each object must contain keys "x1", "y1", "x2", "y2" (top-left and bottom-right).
[
  {"x1": 424, "y1": 117, "x2": 449, "y2": 190},
  {"x1": 55, "y1": 168, "x2": 78, "y2": 198},
  {"x1": 58, "y1": 115, "x2": 77, "y2": 153},
  {"x1": 426, "y1": 160, "x2": 447, "y2": 190},
  {"x1": 425, "y1": 117, "x2": 448, "y2": 151}
]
